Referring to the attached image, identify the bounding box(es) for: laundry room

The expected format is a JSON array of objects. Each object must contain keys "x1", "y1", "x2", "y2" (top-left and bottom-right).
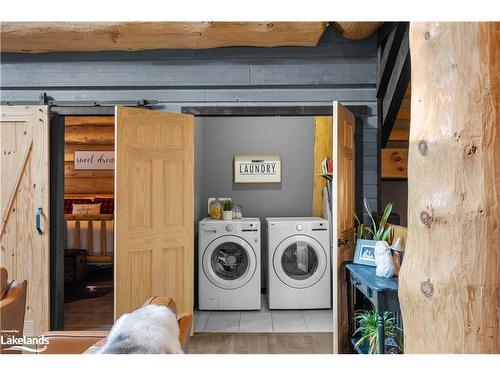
[{"x1": 193, "y1": 114, "x2": 339, "y2": 333}]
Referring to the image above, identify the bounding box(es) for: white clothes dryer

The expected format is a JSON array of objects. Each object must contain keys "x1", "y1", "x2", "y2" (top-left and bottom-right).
[{"x1": 266, "y1": 217, "x2": 331, "y2": 309}]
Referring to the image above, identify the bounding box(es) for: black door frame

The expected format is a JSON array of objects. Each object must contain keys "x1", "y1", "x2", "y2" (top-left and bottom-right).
[{"x1": 49, "y1": 105, "x2": 117, "y2": 330}]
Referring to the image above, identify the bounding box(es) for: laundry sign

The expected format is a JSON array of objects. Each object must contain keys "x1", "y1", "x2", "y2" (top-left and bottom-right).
[
  {"x1": 74, "y1": 151, "x2": 115, "y2": 170},
  {"x1": 234, "y1": 155, "x2": 282, "y2": 183}
]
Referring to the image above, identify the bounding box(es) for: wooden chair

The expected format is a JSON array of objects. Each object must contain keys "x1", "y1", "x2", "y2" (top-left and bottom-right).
[{"x1": 0, "y1": 267, "x2": 28, "y2": 354}]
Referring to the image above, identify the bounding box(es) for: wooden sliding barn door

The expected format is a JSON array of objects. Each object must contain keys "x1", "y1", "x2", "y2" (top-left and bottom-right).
[
  {"x1": 331, "y1": 102, "x2": 355, "y2": 353},
  {"x1": 0, "y1": 105, "x2": 50, "y2": 336},
  {"x1": 115, "y1": 107, "x2": 194, "y2": 320}
]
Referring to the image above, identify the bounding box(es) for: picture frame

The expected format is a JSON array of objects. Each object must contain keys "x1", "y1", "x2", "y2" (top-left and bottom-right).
[
  {"x1": 233, "y1": 154, "x2": 282, "y2": 183},
  {"x1": 353, "y1": 239, "x2": 377, "y2": 267}
]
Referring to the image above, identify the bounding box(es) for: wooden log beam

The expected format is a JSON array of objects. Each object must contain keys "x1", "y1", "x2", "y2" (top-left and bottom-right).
[
  {"x1": 65, "y1": 144, "x2": 114, "y2": 156},
  {"x1": 64, "y1": 161, "x2": 114, "y2": 178},
  {"x1": 331, "y1": 22, "x2": 383, "y2": 40},
  {"x1": 65, "y1": 116, "x2": 114, "y2": 127},
  {"x1": 399, "y1": 22, "x2": 499, "y2": 353},
  {"x1": 65, "y1": 177, "x2": 114, "y2": 195},
  {"x1": 65, "y1": 124, "x2": 114, "y2": 145},
  {"x1": 0, "y1": 22, "x2": 327, "y2": 53}
]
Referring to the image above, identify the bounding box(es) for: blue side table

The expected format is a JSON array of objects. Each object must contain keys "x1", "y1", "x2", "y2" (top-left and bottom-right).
[{"x1": 345, "y1": 263, "x2": 400, "y2": 354}]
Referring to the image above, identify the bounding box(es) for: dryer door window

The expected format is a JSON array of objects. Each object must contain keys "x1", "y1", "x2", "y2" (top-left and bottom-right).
[
  {"x1": 273, "y1": 235, "x2": 327, "y2": 289},
  {"x1": 281, "y1": 242, "x2": 319, "y2": 281},
  {"x1": 211, "y1": 242, "x2": 249, "y2": 281},
  {"x1": 203, "y1": 235, "x2": 257, "y2": 290}
]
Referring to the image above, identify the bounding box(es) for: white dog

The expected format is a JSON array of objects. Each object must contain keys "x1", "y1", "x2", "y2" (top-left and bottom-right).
[{"x1": 98, "y1": 304, "x2": 183, "y2": 354}]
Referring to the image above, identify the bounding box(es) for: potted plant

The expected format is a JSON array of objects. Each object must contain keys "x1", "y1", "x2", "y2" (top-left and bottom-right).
[
  {"x1": 221, "y1": 199, "x2": 235, "y2": 220},
  {"x1": 353, "y1": 199, "x2": 393, "y2": 267},
  {"x1": 353, "y1": 309, "x2": 402, "y2": 354}
]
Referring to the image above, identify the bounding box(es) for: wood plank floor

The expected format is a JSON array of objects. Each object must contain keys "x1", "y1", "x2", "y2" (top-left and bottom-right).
[
  {"x1": 188, "y1": 332, "x2": 333, "y2": 354},
  {"x1": 64, "y1": 291, "x2": 114, "y2": 331}
]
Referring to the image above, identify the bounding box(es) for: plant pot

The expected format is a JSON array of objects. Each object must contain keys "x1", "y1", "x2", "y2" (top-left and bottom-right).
[
  {"x1": 375, "y1": 240, "x2": 395, "y2": 278},
  {"x1": 222, "y1": 210, "x2": 233, "y2": 220}
]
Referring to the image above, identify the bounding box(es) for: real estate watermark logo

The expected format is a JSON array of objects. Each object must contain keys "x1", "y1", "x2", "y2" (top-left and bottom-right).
[{"x1": 1, "y1": 329, "x2": 48, "y2": 353}]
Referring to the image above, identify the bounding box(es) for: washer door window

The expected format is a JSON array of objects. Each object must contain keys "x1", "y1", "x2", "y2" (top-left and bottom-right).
[
  {"x1": 203, "y1": 236, "x2": 257, "y2": 290},
  {"x1": 273, "y1": 235, "x2": 327, "y2": 289}
]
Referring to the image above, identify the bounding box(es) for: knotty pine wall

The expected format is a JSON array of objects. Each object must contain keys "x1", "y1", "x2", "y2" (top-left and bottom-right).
[{"x1": 64, "y1": 116, "x2": 114, "y2": 196}]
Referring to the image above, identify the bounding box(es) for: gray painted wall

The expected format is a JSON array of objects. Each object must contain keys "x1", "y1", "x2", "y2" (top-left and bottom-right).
[
  {"x1": 381, "y1": 180, "x2": 408, "y2": 227},
  {"x1": 199, "y1": 116, "x2": 314, "y2": 221}
]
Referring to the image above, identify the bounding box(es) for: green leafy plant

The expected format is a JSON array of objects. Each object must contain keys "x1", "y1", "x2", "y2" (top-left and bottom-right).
[
  {"x1": 221, "y1": 199, "x2": 235, "y2": 211},
  {"x1": 363, "y1": 198, "x2": 393, "y2": 241},
  {"x1": 353, "y1": 309, "x2": 401, "y2": 354},
  {"x1": 353, "y1": 199, "x2": 393, "y2": 241},
  {"x1": 353, "y1": 211, "x2": 367, "y2": 239}
]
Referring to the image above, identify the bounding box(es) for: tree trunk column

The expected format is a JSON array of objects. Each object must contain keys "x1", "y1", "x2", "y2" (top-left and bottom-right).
[{"x1": 399, "y1": 22, "x2": 499, "y2": 353}]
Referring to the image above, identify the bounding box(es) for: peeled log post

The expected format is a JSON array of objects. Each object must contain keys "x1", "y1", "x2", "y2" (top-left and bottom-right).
[{"x1": 399, "y1": 23, "x2": 499, "y2": 353}]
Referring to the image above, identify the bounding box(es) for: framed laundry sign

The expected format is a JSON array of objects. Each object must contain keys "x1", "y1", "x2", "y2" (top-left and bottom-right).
[
  {"x1": 234, "y1": 155, "x2": 282, "y2": 183},
  {"x1": 74, "y1": 151, "x2": 115, "y2": 170}
]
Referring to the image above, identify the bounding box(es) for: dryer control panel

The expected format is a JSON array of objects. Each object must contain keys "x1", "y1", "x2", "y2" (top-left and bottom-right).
[
  {"x1": 267, "y1": 218, "x2": 329, "y2": 235},
  {"x1": 311, "y1": 221, "x2": 328, "y2": 231}
]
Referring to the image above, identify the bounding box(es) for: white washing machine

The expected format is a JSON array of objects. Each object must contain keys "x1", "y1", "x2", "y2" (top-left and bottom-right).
[
  {"x1": 198, "y1": 218, "x2": 261, "y2": 310},
  {"x1": 266, "y1": 217, "x2": 331, "y2": 309}
]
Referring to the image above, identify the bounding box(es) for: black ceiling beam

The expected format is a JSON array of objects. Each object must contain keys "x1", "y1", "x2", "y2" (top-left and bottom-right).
[
  {"x1": 376, "y1": 22, "x2": 411, "y2": 148},
  {"x1": 377, "y1": 22, "x2": 408, "y2": 99},
  {"x1": 380, "y1": 26, "x2": 411, "y2": 147},
  {"x1": 377, "y1": 22, "x2": 397, "y2": 45},
  {"x1": 181, "y1": 105, "x2": 370, "y2": 118},
  {"x1": 182, "y1": 106, "x2": 333, "y2": 116}
]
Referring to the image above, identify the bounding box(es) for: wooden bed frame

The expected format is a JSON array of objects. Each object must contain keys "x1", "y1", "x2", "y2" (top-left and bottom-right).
[{"x1": 64, "y1": 213, "x2": 114, "y2": 263}]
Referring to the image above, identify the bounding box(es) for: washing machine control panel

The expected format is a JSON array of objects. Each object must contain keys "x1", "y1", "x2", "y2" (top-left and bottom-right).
[
  {"x1": 200, "y1": 218, "x2": 260, "y2": 235},
  {"x1": 200, "y1": 224, "x2": 217, "y2": 233}
]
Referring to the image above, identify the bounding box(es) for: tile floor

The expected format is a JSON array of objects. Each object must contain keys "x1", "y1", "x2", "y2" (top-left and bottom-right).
[{"x1": 195, "y1": 295, "x2": 333, "y2": 333}]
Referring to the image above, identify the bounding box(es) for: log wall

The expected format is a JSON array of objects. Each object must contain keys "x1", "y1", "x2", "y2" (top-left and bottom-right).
[{"x1": 64, "y1": 116, "x2": 114, "y2": 195}]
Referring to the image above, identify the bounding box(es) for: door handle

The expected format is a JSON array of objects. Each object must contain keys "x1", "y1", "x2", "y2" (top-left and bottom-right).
[
  {"x1": 35, "y1": 207, "x2": 44, "y2": 235},
  {"x1": 338, "y1": 239, "x2": 348, "y2": 247}
]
